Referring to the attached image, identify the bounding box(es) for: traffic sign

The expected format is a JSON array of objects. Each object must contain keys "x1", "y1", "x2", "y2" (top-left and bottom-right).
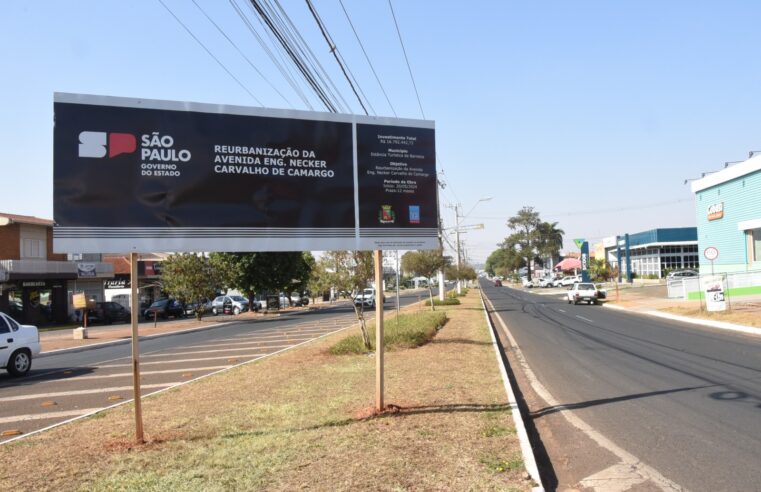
[{"x1": 704, "y1": 246, "x2": 719, "y2": 261}]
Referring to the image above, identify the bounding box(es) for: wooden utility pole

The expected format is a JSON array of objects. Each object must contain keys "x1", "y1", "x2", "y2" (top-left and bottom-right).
[
  {"x1": 374, "y1": 249, "x2": 384, "y2": 412},
  {"x1": 130, "y1": 252, "x2": 144, "y2": 443}
]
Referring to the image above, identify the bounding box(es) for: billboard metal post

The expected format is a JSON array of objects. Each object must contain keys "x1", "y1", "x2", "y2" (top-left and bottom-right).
[
  {"x1": 130, "y1": 252, "x2": 144, "y2": 444},
  {"x1": 374, "y1": 250, "x2": 385, "y2": 412}
]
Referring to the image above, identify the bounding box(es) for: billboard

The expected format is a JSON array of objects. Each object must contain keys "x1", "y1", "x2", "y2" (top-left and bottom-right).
[{"x1": 53, "y1": 93, "x2": 437, "y2": 253}]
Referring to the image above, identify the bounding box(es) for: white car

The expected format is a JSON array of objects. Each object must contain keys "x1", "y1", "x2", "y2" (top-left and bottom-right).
[
  {"x1": 1, "y1": 312, "x2": 41, "y2": 377},
  {"x1": 353, "y1": 288, "x2": 384, "y2": 308},
  {"x1": 559, "y1": 276, "x2": 581, "y2": 287},
  {"x1": 520, "y1": 277, "x2": 534, "y2": 288},
  {"x1": 566, "y1": 283, "x2": 602, "y2": 305},
  {"x1": 537, "y1": 278, "x2": 554, "y2": 288}
]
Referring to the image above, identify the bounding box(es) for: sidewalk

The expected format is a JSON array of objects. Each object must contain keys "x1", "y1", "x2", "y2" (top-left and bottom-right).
[{"x1": 40, "y1": 300, "x2": 350, "y2": 353}]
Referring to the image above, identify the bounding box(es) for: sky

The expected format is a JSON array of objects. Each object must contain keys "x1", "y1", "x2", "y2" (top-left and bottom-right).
[{"x1": 2, "y1": 0, "x2": 761, "y2": 263}]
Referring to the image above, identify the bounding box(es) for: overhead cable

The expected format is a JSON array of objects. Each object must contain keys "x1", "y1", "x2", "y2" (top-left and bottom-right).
[
  {"x1": 158, "y1": 0, "x2": 264, "y2": 106},
  {"x1": 388, "y1": 0, "x2": 425, "y2": 119}
]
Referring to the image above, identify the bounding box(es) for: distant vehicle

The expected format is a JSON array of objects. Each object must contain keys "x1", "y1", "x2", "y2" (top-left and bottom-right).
[
  {"x1": 143, "y1": 299, "x2": 185, "y2": 321},
  {"x1": 494, "y1": 279, "x2": 502, "y2": 287},
  {"x1": 354, "y1": 288, "x2": 383, "y2": 308},
  {"x1": 0, "y1": 311, "x2": 41, "y2": 377},
  {"x1": 211, "y1": 295, "x2": 251, "y2": 315},
  {"x1": 289, "y1": 292, "x2": 309, "y2": 307},
  {"x1": 567, "y1": 283, "x2": 602, "y2": 305},
  {"x1": 89, "y1": 301, "x2": 131, "y2": 325},
  {"x1": 184, "y1": 298, "x2": 213, "y2": 316},
  {"x1": 538, "y1": 278, "x2": 554, "y2": 288},
  {"x1": 521, "y1": 277, "x2": 535, "y2": 288},
  {"x1": 559, "y1": 276, "x2": 581, "y2": 287},
  {"x1": 667, "y1": 270, "x2": 699, "y2": 279}
]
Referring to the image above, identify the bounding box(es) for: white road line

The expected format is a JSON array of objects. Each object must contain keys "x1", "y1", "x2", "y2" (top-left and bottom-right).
[
  {"x1": 575, "y1": 315, "x2": 594, "y2": 323},
  {"x1": 97, "y1": 354, "x2": 265, "y2": 368},
  {"x1": 180, "y1": 335, "x2": 319, "y2": 349},
  {"x1": 484, "y1": 296, "x2": 682, "y2": 491},
  {"x1": 0, "y1": 408, "x2": 102, "y2": 425},
  {"x1": 144, "y1": 345, "x2": 292, "y2": 358},
  {"x1": 0, "y1": 383, "x2": 181, "y2": 403},
  {"x1": 558, "y1": 309, "x2": 566, "y2": 313},
  {"x1": 61, "y1": 365, "x2": 232, "y2": 381}
]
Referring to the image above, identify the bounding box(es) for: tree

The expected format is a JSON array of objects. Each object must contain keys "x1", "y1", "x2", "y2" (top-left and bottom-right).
[
  {"x1": 160, "y1": 253, "x2": 221, "y2": 320},
  {"x1": 317, "y1": 251, "x2": 375, "y2": 349},
  {"x1": 401, "y1": 249, "x2": 451, "y2": 311},
  {"x1": 504, "y1": 207, "x2": 564, "y2": 281},
  {"x1": 536, "y1": 221, "x2": 565, "y2": 267},
  {"x1": 209, "y1": 252, "x2": 314, "y2": 307},
  {"x1": 589, "y1": 258, "x2": 613, "y2": 282}
]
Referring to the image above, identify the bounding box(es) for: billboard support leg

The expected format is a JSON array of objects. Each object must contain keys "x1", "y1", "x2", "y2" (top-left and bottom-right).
[
  {"x1": 130, "y1": 252, "x2": 144, "y2": 444},
  {"x1": 374, "y1": 249, "x2": 384, "y2": 412}
]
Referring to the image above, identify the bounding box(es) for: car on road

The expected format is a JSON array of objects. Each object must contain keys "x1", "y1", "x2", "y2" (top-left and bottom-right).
[
  {"x1": 0, "y1": 311, "x2": 41, "y2": 377},
  {"x1": 494, "y1": 279, "x2": 502, "y2": 287},
  {"x1": 211, "y1": 295, "x2": 251, "y2": 315},
  {"x1": 353, "y1": 288, "x2": 383, "y2": 308},
  {"x1": 143, "y1": 299, "x2": 185, "y2": 321},
  {"x1": 88, "y1": 301, "x2": 131, "y2": 325},
  {"x1": 567, "y1": 283, "x2": 602, "y2": 305}
]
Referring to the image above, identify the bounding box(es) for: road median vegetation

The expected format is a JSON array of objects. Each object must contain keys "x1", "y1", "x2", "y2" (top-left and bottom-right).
[
  {"x1": 0, "y1": 291, "x2": 531, "y2": 491},
  {"x1": 330, "y1": 310, "x2": 447, "y2": 355}
]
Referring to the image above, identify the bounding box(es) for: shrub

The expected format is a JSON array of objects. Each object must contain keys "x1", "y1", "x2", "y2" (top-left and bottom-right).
[
  {"x1": 330, "y1": 311, "x2": 448, "y2": 355},
  {"x1": 447, "y1": 287, "x2": 469, "y2": 298},
  {"x1": 425, "y1": 298, "x2": 461, "y2": 306}
]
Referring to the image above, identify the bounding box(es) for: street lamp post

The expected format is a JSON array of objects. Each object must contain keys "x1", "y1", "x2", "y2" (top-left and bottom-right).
[{"x1": 449, "y1": 196, "x2": 491, "y2": 294}]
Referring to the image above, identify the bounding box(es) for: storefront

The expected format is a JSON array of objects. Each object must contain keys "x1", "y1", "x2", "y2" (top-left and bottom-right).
[
  {"x1": 691, "y1": 153, "x2": 761, "y2": 274},
  {"x1": 603, "y1": 228, "x2": 699, "y2": 279},
  {"x1": 1, "y1": 278, "x2": 70, "y2": 325}
]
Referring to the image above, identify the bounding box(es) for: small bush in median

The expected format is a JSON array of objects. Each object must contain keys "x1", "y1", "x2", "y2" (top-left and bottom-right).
[
  {"x1": 425, "y1": 298, "x2": 461, "y2": 306},
  {"x1": 447, "y1": 288, "x2": 469, "y2": 298},
  {"x1": 330, "y1": 311, "x2": 448, "y2": 355}
]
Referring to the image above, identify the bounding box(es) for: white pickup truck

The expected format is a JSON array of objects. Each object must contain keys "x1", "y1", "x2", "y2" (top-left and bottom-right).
[
  {"x1": 1, "y1": 312, "x2": 41, "y2": 376},
  {"x1": 566, "y1": 282, "x2": 602, "y2": 305}
]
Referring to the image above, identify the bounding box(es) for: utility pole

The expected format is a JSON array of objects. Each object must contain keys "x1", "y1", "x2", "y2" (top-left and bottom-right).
[
  {"x1": 395, "y1": 250, "x2": 400, "y2": 319},
  {"x1": 454, "y1": 203, "x2": 462, "y2": 294}
]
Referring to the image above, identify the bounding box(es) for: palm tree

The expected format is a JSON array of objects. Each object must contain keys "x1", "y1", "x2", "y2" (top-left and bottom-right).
[{"x1": 536, "y1": 222, "x2": 565, "y2": 271}]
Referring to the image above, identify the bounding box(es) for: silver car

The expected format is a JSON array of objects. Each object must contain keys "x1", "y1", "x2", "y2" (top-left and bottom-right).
[{"x1": 211, "y1": 295, "x2": 250, "y2": 315}]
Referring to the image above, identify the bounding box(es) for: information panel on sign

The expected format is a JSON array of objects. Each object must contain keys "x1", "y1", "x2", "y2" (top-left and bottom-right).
[{"x1": 53, "y1": 93, "x2": 438, "y2": 253}]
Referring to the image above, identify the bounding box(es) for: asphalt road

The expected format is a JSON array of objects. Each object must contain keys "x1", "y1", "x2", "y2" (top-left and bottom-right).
[
  {"x1": 482, "y1": 280, "x2": 761, "y2": 491},
  {"x1": 0, "y1": 289, "x2": 435, "y2": 443}
]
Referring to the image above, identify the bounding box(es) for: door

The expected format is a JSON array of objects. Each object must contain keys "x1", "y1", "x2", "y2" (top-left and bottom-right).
[{"x1": 0, "y1": 314, "x2": 12, "y2": 367}]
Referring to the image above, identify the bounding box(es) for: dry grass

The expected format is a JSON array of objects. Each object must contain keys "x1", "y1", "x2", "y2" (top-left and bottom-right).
[
  {"x1": 660, "y1": 305, "x2": 761, "y2": 328},
  {"x1": 0, "y1": 292, "x2": 530, "y2": 492}
]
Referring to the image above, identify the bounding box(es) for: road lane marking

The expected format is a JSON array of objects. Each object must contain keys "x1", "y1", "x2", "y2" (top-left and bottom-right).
[
  {"x1": 143, "y1": 345, "x2": 292, "y2": 358},
  {"x1": 0, "y1": 383, "x2": 182, "y2": 403},
  {"x1": 62, "y1": 366, "x2": 232, "y2": 381},
  {"x1": 483, "y1": 295, "x2": 682, "y2": 491},
  {"x1": 179, "y1": 336, "x2": 317, "y2": 350},
  {"x1": 97, "y1": 354, "x2": 266, "y2": 368},
  {"x1": 576, "y1": 315, "x2": 594, "y2": 323},
  {"x1": 558, "y1": 309, "x2": 566, "y2": 313},
  {"x1": 0, "y1": 408, "x2": 102, "y2": 425}
]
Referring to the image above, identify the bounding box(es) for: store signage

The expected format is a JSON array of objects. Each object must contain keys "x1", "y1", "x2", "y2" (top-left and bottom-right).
[
  {"x1": 53, "y1": 93, "x2": 438, "y2": 253},
  {"x1": 77, "y1": 263, "x2": 97, "y2": 277},
  {"x1": 707, "y1": 202, "x2": 724, "y2": 221},
  {"x1": 702, "y1": 275, "x2": 727, "y2": 312},
  {"x1": 573, "y1": 238, "x2": 585, "y2": 250},
  {"x1": 21, "y1": 281, "x2": 46, "y2": 287},
  {"x1": 104, "y1": 277, "x2": 130, "y2": 289}
]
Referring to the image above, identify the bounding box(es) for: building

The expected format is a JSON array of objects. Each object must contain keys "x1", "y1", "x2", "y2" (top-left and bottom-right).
[
  {"x1": 0, "y1": 213, "x2": 113, "y2": 325},
  {"x1": 602, "y1": 227, "x2": 699, "y2": 279},
  {"x1": 103, "y1": 253, "x2": 168, "y2": 310},
  {"x1": 690, "y1": 153, "x2": 761, "y2": 274}
]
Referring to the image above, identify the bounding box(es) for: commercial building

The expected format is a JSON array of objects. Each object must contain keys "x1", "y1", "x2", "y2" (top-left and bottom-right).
[
  {"x1": 690, "y1": 153, "x2": 761, "y2": 274},
  {"x1": 0, "y1": 213, "x2": 113, "y2": 325},
  {"x1": 602, "y1": 227, "x2": 699, "y2": 279}
]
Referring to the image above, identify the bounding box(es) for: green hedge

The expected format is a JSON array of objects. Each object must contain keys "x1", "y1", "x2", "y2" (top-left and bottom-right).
[
  {"x1": 330, "y1": 311, "x2": 448, "y2": 355},
  {"x1": 447, "y1": 287, "x2": 469, "y2": 298},
  {"x1": 425, "y1": 298, "x2": 461, "y2": 306}
]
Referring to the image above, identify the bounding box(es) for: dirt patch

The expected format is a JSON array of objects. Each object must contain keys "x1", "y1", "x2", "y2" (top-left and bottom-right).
[{"x1": 0, "y1": 291, "x2": 531, "y2": 491}]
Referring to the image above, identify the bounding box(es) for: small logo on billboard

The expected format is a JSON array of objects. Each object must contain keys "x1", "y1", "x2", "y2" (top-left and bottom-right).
[
  {"x1": 379, "y1": 205, "x2": 396, "y2": 224},
  {"x1": 79, "y1": 131, "x2": 137, "y2": 158},
  {"x1": 409, "y1": 205, "x2": 420, "y2": 224}
]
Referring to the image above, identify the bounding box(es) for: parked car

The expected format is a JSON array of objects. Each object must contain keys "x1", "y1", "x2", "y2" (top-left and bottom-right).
[
  {"x1": 143, "y1": 299, "x2": 185, "y2": 321},
  {"x1": 353, "y1": 288, "x2": 384, "y2": 308},
  {"x1": 88, "y1": 301, "x2": 131, "y2": 325},
  {"x1": 537, "y1": 278, "x2": 554, "y2": 288},
  {"x1": 667, "y1": 270, "x2": 699, "y2": 279},
  {"x1": 520, "y1": 277, "x2": 534, "y2": 288},
  {"x1": 559, "y1": 276, "x2": 581, "y2": 287},
  {"x1": 289, "y1": 292, "x2": 309, "y2": 307},
  {"x1": 184, "y1": 298, "x2": 213, "y2": 316},
  {"x1": 567, "y1": 283, "x2": 602, "y2": 305},
  {"x1": 211, "y1": 295, "x2": 251, "y2": 315},
  {"x1": 0, "y1": 311, "x2": 41, "y2": 377}
]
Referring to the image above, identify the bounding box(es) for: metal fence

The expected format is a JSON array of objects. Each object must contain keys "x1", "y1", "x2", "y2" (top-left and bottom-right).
[{"x1": 667, "y1": 269, "x2": 761, "y2": 301}]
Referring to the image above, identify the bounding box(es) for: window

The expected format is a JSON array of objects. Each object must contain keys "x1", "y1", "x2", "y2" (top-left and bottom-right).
[
  {"x1": 21, "y1": 238, "x2": 45, "y2": 259},
  {"x1": 0, "y1": 315, "x2": 9, "y2": 334},
  {"x1": 753, "y1": 229, "x2": 761, "y2": 262}
]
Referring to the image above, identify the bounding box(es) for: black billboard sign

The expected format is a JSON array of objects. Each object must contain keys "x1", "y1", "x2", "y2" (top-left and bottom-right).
[{"x1": 53, "y1": 93, "x2": 437, "y2": 253}]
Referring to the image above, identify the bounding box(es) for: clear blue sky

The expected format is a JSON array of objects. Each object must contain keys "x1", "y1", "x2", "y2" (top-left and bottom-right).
[{"x1": 2, "y1": 1, "x2": 760, "y2": 262}]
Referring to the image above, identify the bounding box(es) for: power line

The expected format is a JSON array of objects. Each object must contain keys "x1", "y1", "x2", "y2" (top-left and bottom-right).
[
  {"x1": 339, "y1": 0, "x2": 396, "y2": 117},
  {"x1": 158, "y1": 0, "x2": 264, "y2": 105},
  {"x1": 305, "y1": 0, "x2": 369, "y2": 115},
  {"x1": 388, "y1": 0, "x2": 425, "y2": 119},
  {"x1": 469, "y1": 198, "x2": 694, "y2": 220},
  {"x1": 191, "y1": 0, "x2": 293, "y2": 108}
]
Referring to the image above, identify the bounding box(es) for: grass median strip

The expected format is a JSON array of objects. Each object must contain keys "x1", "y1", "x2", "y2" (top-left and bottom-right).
[{"x1": 0, "y1": 291, "x2": 531, "y2": 491}]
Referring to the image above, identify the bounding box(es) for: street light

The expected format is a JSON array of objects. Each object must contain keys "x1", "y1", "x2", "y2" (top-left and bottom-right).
[{"x1": 449, "y1": 196, "x2": 492, "y2": 294}]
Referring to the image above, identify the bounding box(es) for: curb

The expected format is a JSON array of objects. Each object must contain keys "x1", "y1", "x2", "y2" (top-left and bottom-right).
[
  {"x1": 603, "y1": 303, "x2": 761, "y2": 336},
  {"x1": 479, "y1": 291, "x2": 544, "y2": 491}
]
